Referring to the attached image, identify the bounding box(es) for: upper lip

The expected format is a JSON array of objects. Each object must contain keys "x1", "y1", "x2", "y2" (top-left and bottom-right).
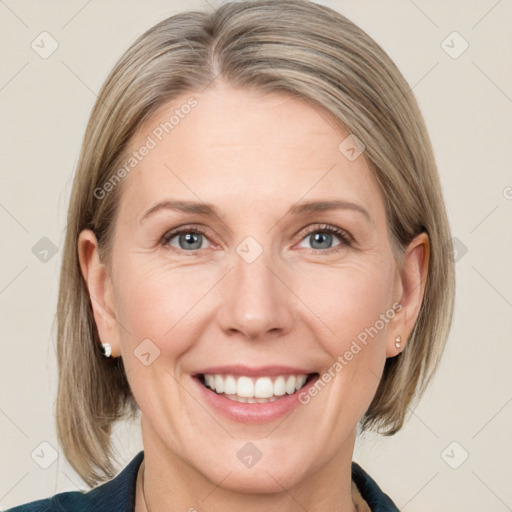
[{"x1": 194, "y1": 365, "x2": 317, "y2": 377}]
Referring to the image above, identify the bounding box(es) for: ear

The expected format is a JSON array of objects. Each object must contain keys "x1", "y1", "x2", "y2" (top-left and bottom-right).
[
  {"x1": 77, "y1": 229, "x2": 121, "y2": 357},
  {"x1": 386, "y1": 231, "x2": 430, "y2": 357}
]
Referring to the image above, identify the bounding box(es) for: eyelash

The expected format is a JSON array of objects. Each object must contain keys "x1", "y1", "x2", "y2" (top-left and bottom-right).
[{"x1": 160, "y1": 223, "x2": 353, "y2": 255}]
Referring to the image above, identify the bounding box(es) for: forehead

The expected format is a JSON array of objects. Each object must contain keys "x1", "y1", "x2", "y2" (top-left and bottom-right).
[{"x1": 118, "y1": 83, "x2": 385, "y2": 225}]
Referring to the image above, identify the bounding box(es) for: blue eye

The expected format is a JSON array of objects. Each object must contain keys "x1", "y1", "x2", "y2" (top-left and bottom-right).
[
  {"x1": 162, "y1": 227, "x2": 210, "y2": 251},
  {"x1": 161, "y1": 224, "x2": 352, "y2": 255},
  {"x1": 297, "y1": 225, "x2": 352, "y2": 252}
]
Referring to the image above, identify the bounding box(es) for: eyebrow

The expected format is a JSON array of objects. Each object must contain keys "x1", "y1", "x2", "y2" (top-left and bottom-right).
[{"x1": 140, "y1": 199, "x2": 372, "y2": 224}]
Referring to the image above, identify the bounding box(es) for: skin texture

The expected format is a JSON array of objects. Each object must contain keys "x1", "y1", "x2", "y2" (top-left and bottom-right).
[{"x1": 78, "y1": 81, "x2": 429, "y2": 512}]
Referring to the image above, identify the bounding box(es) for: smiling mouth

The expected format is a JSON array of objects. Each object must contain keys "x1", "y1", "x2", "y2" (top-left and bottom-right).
[{"x1": 197, "y1": 373, "x2": 319, "y2": 403}]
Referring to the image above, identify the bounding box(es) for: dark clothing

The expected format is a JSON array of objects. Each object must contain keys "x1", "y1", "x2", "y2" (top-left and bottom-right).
[{"x1": 7, "y1": 450, "x2": 399, "y2": 511}]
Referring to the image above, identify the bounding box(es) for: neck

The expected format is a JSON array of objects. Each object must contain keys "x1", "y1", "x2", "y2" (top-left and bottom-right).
[{"x1": 136, "y1": 417, "x2": 358, "y2": 512}]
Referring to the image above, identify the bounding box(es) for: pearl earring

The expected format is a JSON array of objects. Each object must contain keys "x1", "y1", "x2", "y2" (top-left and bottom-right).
[
  {"x1": 100, "y1": 342, "x2": 112, "y2": 358},
  {"x1": 395, "y1": 335, "x2": 401, "y2": 349}
]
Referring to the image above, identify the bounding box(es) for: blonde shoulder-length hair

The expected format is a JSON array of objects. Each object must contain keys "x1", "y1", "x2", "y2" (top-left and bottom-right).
[{"x1": 56, "y1": 0, "x2": 455, "y2": 487}]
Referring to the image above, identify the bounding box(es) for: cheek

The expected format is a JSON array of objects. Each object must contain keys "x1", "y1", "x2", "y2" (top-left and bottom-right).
[
  {"x1": 297, "y1": 259, "x2": 395, "y2": 358},
  {"x1": 112, "y1": 255, "x2": 222, "y2": 362},
  {"x1": 111, "y1": 261, "x2": 207, "y2": 416}
]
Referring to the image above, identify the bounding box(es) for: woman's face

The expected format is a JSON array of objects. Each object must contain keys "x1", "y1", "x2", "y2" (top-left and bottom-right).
[{"x1": 80, "y1": 82, "x2": 425, "y2": 493}]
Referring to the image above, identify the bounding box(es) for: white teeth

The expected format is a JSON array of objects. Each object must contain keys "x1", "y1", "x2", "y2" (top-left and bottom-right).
[
  {"x1": 205, "y1": 375, "x2": 214, "y2": 389},
  {"x1": 237, "y1": 377, "x2": 254, "y2": 397},
  {"x1": 214, "y1": 375, "x2": 224, "y2": 393},
  {"x1": 295, "y1": 375, "x2": 307, "y2": 391},
  {"x1": 254, "y1": 377, "x2": 273, "y2": 398},
  {"x1": 202, "y1": 373, "x2": 311, "y2": 400},
  {"x1": 273, "y1": 376, "x2": 286, "y2": 396},
  {"x1": 223, "y1": 394, "x2": 280, "y2": 403},
  {"x1": 285, "y1": 376, "x2": 296, "y2": 394},
  {"x1": 224, "y1": 375, "x2": 237, "y2": 395}
]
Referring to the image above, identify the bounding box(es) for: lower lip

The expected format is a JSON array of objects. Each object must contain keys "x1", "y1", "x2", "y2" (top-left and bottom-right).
[{"x1": 192, "y1": 374, "x2": 319, "y2": 424}]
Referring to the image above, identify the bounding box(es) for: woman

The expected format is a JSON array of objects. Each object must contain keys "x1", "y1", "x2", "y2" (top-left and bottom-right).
[{"x1": 7, "y1": 0, "x2": 455, "y2": 510}]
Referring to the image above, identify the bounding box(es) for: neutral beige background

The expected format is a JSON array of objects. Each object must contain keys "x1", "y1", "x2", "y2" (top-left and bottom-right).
[{"x1": 1, "y1": 1, "x2": 511, "y2": 510}]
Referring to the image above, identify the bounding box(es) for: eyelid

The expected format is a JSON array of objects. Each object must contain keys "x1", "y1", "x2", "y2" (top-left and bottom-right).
[
  {"x1": 294, "y1": 223, "x2": 353, "y2": 252},
  {"x1": 297, "y1": 223, "x2": 352, "y2": 241},
  {"x1": 160, "y1": 224, "x2": 214, "y2": 251}
]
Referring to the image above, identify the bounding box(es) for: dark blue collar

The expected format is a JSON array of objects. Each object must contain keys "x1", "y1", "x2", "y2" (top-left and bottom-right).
[
  {"x1": 48, "y1": 451, "x2": 144, "y2": 512},
  {"x1": 351, "y1": 461, "x2": 400, "y2": 511},
  {"x1": 40, "y1": 451, "x2": 398, "y2": 511}
]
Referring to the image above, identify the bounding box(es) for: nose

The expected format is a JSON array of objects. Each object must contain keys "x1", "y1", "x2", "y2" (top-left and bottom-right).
[{"x1": 216, "y1": 246, "x2": 294, "y2": 340}]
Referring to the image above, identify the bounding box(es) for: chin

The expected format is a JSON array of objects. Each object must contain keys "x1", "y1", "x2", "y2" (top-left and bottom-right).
[
  {"x1": 210, "y1": 464, "x2": 306, "y2": 495},
  {"x1": 192, "y1": 444, "x2": 313, "y2": 495}
]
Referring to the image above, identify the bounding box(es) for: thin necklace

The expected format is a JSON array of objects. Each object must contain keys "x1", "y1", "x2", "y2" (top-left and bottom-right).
[{"x1": 141, "y1": 460, "x2": 151, "y2": 512}]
